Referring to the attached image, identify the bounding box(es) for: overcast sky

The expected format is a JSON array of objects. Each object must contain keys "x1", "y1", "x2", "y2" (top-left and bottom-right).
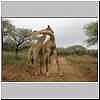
[{"x1": 5, "y1": 18, "x2": 97, "y2": 49}]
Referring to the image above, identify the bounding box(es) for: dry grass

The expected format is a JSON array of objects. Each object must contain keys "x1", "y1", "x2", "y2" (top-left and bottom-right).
[{"x1": 2, "y1": 51, "x2": 98, "y2": 82}]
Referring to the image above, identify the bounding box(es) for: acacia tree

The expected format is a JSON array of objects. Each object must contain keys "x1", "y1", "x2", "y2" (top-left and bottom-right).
[
  {"x1": 2, "y1": 19, "x2": 32, "y2": 57},
  {"x1": 14, "y1": 28, "x2": 32, "y2": 57},
  {"x1": 84, "y1": 21, "x2": 98, "y2": 46},
  {"x1": 1, "y1": 19, "x2": 15, "y2": 34}
]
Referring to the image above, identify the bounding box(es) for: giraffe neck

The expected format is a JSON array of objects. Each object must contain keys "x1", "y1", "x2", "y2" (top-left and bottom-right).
[{"x1": 37, "y1": 35, "x2": 46, "y2": 45}]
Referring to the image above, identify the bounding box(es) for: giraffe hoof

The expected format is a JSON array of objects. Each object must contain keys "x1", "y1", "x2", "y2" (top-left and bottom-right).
[
  {"x1": 46, "y1": 72, "x2": 49, "y2": 77},
  {"x1": 59, "y1": 72, "x2": 64, "y2": 76},
  {"x1": 34, "y1": 72, "x2": 39, "y2": 76}
]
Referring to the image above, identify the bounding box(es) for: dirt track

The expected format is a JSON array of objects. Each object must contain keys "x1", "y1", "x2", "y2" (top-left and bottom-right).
[{"x1": 2, "y1": 56, "x2": 97, "y2": 82}]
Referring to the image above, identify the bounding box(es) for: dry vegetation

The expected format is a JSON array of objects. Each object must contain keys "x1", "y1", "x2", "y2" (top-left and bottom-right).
[{"x1": 2, "y1": 51, "x2": 97, "y2": 82}]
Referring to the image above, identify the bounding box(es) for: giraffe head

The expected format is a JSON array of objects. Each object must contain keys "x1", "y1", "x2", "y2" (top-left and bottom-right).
[{"x1": 46, "y1": 25, "x2": 54, "y2": 34}]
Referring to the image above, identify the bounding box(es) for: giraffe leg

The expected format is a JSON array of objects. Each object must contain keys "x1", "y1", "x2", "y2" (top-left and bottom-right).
[
  {"x1": 31, "y1": 58, "x2": 33, "y2": 64},
  {"x1": 45, "y1": 56, "x2": 49, "y2": 77},
  {"x1": 40, "y1": 55, "x2": 43, "y2": 75},
  {"x1": 56, "y1": 56, "x2": 64, "y2": 76}
]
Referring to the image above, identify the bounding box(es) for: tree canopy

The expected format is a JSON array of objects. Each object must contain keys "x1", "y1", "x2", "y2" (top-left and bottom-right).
[
  {"x1": 84, "y1": 21, "x2": 98, "y2": 46},
  {"x1": 2, "y1": 19, "x2": 33, "y2": 52}
]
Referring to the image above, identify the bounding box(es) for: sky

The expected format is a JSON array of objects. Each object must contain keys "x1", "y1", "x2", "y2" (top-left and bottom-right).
[{"x1": 5, "y1": 18, "x2": 97, "y2": 49}]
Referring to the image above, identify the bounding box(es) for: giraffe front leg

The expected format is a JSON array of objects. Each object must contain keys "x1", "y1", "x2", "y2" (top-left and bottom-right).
[
  {"x1": 45, "y1": 56, "x2": 49, "y2": 77},
  {"x1": 39, "y1": 56, "x2": 44, "y2": 75}
]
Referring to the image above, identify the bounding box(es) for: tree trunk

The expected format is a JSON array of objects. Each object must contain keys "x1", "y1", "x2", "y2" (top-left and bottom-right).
[{"x1": 15, "y1": 45, "x2": 19, "y2": 59}]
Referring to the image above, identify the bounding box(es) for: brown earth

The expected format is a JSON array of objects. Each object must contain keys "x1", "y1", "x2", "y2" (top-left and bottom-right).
[{"x1": 2, "y1": 56, "x2": 97, "y2": 82}]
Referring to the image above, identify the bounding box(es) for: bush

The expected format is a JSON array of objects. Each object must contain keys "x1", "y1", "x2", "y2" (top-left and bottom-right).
[{"x1": 56, "y1": 46, "x2": 98, "y2": 57}]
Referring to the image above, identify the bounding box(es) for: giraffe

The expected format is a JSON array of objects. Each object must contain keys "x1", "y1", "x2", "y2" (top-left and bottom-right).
[
  {"x1": 28, "y1": 25, "x2": 60, "y2": 76},
  {"x1": 27, "y1": 34, "x2": 46, "y2": 65},
  {"x1": 37, "y1": 25, "x2": 57, "y2": 75},
  {"x1": 39, "y1": 34, "x2": 57, "y2": 76}
]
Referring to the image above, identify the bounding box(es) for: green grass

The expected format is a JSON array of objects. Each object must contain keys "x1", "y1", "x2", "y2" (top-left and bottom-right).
[
  {"x1": 3, "y1": 51, "x2": 97, "y2": 65},
  {"x1": 2, "y1": 50, "x2": 28, "y2": 65}
]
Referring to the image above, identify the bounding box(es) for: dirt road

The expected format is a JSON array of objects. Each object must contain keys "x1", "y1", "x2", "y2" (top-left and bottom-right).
[{"x1": 2, "y1": 56, "x2": 97, "y2": 82}]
